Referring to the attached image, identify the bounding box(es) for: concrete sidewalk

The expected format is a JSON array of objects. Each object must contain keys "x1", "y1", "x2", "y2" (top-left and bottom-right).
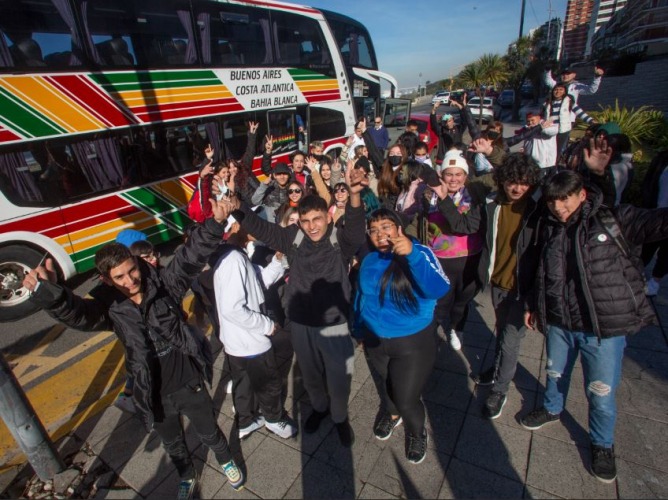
[{"x1": 3, "y1": 286, "x2": 668, "y2": 499}]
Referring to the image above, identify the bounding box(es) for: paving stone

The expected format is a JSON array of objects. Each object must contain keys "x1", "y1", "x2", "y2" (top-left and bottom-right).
[
  {"x1": 436, "y1": 343, "x2": 488, "y2": 377},
  {"x1": 526, "y1": 435, "x2": 617, "y2": 499},
  {"x1": 365, "y1": 437, "x2": 448, "y2": 500},
  {"x1": 617, "y1": 376, "x2": 668, "y2": 424},
  {"x1": 454, "y1": 415, "x2": 530, "y2": 483},
  {"x1": 617, "y1": 459, "x2": 668, "y2": 499},
  {"x1": 107, "y1": 434, "x2": 174, "y2": 495},
  {"x1": 530, "y1": 396, "x2": 590, "y2": 447},
  {"x1": 519, "y1": 331, "x2": 547, "y2": 361},
  {"x1": 273, "y1": 400, "x2": 334, "y2": 456},
  {"x1": 626, "y1": 325, "x2": 668, "y2": 353},
  {"x1": 93, "y1": 487, "x2": 138, "y2": 499},
  {"x1": 147, "y1": 458, "x2": 233, "y2": 499},
  {"x1": 357, "y1": 483, "x2": 399, "y2": 499},
  {"x1": 72, "y1": 406, "x2": 133, "y2": 447},
  {"x1": 514, "y1": 355, "x2": 543, "y2": 392},
  {"x1": 194, "y1": 411, "x2": 266, "y2": 466},
  {"x1": 623, "y1": 348, "x2": 668, "y2": 384},
  {"x1": 615, "y1": 412, "x2": 668, "y2": 473},
  {"x1": 241, "y1": 433, "x2": 306, "y2": 498},
  {"x1": 284, "y1": 456, "x2": 362, "y2": 499},
  {"x1": 424, "y1": 370, "x2": 474, "y2": 413},
  {"x1": 424, "y1": 402, "x2": 466, "y2": 455},
  {"x1": 460, "y1": 322, "x2": 496, "y2": 350},
  {"x1": 90, "y1": 418, "x2": 155, "y2": 472},
  {"x1": 524, "y1": 485, "x2": 564, "y2": 498},
  {"x1": 438, "y1": 457, "x2": 524, "y2": 498}
]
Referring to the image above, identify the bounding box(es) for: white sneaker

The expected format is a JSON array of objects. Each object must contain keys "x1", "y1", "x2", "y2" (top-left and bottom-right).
[
  {"x1": 114, "y1": 393, "x2": 136, "y2": 413},
  {"x1": 265, "y1": 416, "x2": 298, "y2": 439},
  {"x1": 646, "y1": 278, "x2": 660, "y2": 297},
  {"x1": 239, "y1": 416, "x2": 265, "y2": 439},
  {"x1": 449, "y1": 329, "x2": 462, "y2": 351}
]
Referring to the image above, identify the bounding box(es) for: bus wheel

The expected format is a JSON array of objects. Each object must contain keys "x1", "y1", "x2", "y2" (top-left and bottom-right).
[{"x1": 0, "y1": 245, "x2": 44, "y2": 322}]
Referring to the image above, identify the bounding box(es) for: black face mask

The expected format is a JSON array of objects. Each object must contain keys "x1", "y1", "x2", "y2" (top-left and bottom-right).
[
  {"x1": 388, "y1": 156, "x2": 402, "y2": 167},
  {"x1": 487, "y1": 131, "x2": 500, "y2": 140}
]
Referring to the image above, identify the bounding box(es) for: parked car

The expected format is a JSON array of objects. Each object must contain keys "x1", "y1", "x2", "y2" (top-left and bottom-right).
[
  {"x1": 521, "y1": 83, "x2": 534, "y2": 99},
  {"x1": 431, "y1": 91, "x2": 450, "y2": 105},
  {"x1": 498, "y1": 89, "x2": 515, "y2": 108},
  {"x1": 467, "y1": 97, "x2": 495, "y2": 124}
]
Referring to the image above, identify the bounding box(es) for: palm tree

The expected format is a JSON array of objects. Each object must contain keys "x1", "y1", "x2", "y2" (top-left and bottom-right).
[{"x1": 460, "y1": 54, "x2": 509, "y2": 125}]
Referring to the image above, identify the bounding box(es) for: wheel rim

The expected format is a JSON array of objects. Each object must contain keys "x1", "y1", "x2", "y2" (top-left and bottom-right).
[{"x1": 0, "y1": 261, "x2": 32, "y2": 308}]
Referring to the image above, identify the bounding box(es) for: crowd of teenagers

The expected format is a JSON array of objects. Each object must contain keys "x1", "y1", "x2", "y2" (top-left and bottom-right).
[{"x1": 23, "y1": 66, "x2": 668, "y2": 498}]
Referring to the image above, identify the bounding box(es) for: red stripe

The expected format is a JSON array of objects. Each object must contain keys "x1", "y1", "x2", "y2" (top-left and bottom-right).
[
  {"x1": 0, "y1": 129, "x2": 21, "y2": 142},
  {"x1": 49, "y1": 75, "x2": 138, "y2": 127},
  {"x1": 302, "y1": 89, "x2": 341, "y2": 99},
  {"x1": 59, "y1": 195, "x2": 129, "y2": 223},
  {"x1": 60, "y1": 205, "x2": 142, "y2": 235},
  {"x1": 130, "y1": 98, "x2": 241, "y2": 116},
  {"x1": 237, "y1": 0, "x2": 319, "y2": 14},
  {"x1": 305, "y1": 93, "x2": 342, "y2": 103},
  {"x1": 136, "y1": 103, "x2": 245, "y2": 122},
  {"x1": 0, "y1": 209, "x2": 66, "y2": 236}
]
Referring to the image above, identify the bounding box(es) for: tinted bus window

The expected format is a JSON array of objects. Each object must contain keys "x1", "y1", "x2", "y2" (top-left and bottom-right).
[
  {"x1": 194, "y1": 2, "x2": 271, "y2": 66},
  {"x1": 326, "y1": 18, "x2": 376, "y2": 70},
  {"x1": 0, "y1": 0, "x2": 79, "y2": 71},
  {"x1": 272, "y1": 11, "x2": 334, "y2": 77},
  {"x1": 310, "y1": 107, "x2": 346, "y2": 143},
  {"x1": 86, "y1": 0, "x2": 194, "y2": 68}
]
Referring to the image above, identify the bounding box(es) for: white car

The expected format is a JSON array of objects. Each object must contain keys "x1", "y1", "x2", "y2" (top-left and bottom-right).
[
  {"x1": 467, "y1": 97, "x2": 495, "y2": 123},
  {"x1": 431, "y1": 91, "x2": 450, "y2": 105}
]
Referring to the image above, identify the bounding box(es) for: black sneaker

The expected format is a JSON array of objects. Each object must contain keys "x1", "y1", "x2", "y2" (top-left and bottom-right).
[
  {"x1": 591, "y1": 444, "x2": 617, "y2": 483},
  {"x1": 335, "y1": 419, "x2": 355, "y2": 448},
  {"x1": 472, "y1": 366, "x2": 496, "y2": 386},
  {"x1": 520, "y1": 407, "x2": 561, "y2": 430},
  {"x1": 374, "y1": 414, "x2": 403, "y2": 441},
  {"x1": 303, "y1": 409, "x2": 329, "y2": 434},
  {"x1": 483, "y1": 391, "x2": 507, "y2": 419},
  {"x1": 406, "y1": 428, "x2": 428, "y2": 464}
]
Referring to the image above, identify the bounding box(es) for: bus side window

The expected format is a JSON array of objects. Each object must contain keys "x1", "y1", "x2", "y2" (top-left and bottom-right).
[
  {"x1": 9, "y1": 38, "x2": 46, "y2": 67},
  {"x1": 96, "y1": 37, "x2": 135, "y2": 66}
]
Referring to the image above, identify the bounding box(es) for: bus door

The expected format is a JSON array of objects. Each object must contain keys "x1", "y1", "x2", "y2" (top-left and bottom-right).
[
  {"x1": 266, "y1": 106, "x2": 308, "y2": 159},
  {"x1": 381, "y1": 98, "x2": 412, "y2": 148}
]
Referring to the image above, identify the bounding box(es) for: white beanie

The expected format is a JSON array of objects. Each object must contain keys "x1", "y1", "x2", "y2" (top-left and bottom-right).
[{"x1": 439, "y1": 150, "x2": 469, "y2": 175}]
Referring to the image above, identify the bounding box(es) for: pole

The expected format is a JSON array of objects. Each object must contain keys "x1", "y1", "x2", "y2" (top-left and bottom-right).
[
  {"x1": 519, "y1": 0, "x2": 527, "y2": 38},
  {"x1": 0, "y1": 354, "x2": 64, "y2": 480}
]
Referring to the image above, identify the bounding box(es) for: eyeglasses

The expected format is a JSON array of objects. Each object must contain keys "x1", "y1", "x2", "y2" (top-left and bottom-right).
[
  {"x1": 288, "y1": 188, "x2": 302, "y2": 194},
  {"x1": 366, "y1": 224, "x2": 396, "y2": 237},
  {"x1": 374, "y1": 121, "x2": 381, "y2": 124}
]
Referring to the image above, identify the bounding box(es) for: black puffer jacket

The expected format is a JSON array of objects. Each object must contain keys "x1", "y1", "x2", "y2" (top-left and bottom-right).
[
  {"x1": 535, "y1": 190, "x2": 668, "y2": 338},
  {"x1": 30, "y1": 218, "x2": 226, "y2": 431}
]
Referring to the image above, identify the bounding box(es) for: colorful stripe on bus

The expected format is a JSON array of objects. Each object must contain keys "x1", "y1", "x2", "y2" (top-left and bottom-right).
[
  {"x1": 0, "y1": 68, "x2": 342, "y2": 145},
  {"x1": 1, "y1": 174, "x2": 197, "y2": 273}
]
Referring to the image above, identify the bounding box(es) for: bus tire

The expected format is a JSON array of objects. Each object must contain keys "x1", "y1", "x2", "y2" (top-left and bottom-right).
[{"x1": 0, "y1": 245, "x2": 44, "y2": 322}]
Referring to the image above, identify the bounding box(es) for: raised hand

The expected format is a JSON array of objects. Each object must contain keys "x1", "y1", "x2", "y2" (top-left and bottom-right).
[
  {"x1": 594, "y1": 65, "x2": 605, "y2": 77},
  {"x1": 199, "y1": 161, "x2": 214, "y2": 179},
  {"x1": 248, "y1": 121, "x2": 259, "y2": 134},
  {"x1": 209, "y1": 197, "x2": 233, "y2": 225},
  {"x1": 358, "y1": 117, "x2": 367, "y2": 134},
  {"x1": 204, "y1": 144, "x2": 214, "y2": 160},
  {"x1": 584, "y1": 137, "x2": 612, "y2": 176},
  {"x1": 264, "y1": 135, "x2": 274, "y2": 154},
  {"x1": 23, "y1": 257, "x2": 57, "y2": 292},
  {"x1": 347, "y1": 166, "x2": 369, "y2": 195},
  {"x1": 468, "y1": 137, "x2": 493, "y2": 156},
  {"x1": 306, "y1": 155, "x2": 319, "y2": 172},
  {"x1": 389, "y1": 226, "x2": 412, "y2": 256}
]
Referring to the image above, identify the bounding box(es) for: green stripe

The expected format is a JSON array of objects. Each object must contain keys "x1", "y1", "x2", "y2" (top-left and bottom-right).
[
  {"x1": 0, "y1": 87, "x2": 67, "y2": 137},
  {"x1": 121, "y1": 187, "x2": 192, "y2": 232},
  {"x1": 287, "y1": 68, "x2": 330, "y2": 81},
  {"x1": 89, "y1": 70, "x2": 217, "y2": 86}
]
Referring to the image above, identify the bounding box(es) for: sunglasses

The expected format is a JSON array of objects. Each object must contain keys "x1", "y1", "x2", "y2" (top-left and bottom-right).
[{"x1": 288, "y1": 188, "x2": 302, "y2": 194}]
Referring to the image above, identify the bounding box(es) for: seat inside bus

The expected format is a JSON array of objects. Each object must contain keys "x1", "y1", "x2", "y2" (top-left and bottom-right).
[
  {"x1": 9, "y1": 38, "x2": 47, "y2": 67},
  {"x1": 96, "y1": 37, "x2": 134, "y2": 66}
]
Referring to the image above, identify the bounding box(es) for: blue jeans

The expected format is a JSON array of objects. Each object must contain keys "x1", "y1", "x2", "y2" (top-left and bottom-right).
[{"x1": 543, "y1": 325, "x2": 626, "y2": 448}]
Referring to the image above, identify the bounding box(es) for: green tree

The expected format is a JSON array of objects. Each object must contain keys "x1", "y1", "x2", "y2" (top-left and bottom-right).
[
  {"x1": 504, "y1": 36, "x2": 533, "y2": 121},
  {"x1": 459, "y1": 54, "x2": 508, "y2": 125}
]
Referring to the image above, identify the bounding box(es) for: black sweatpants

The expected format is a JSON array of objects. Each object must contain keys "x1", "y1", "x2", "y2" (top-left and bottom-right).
[
  {"x1": 228, "y1": 349, "x2": 283, "y2": 428},
  {"x1": 152, "y1": 379, "x2": 232, "y2": 480},
  {"x1": 364, "y1": 322, "x2": 438, "y2": 436},
  {"x1": 435, "y1": 253, "x2": 481, "y2": 333}
]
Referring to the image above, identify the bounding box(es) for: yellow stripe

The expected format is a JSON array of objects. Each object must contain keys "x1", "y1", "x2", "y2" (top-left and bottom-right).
[
  {"x1": 159, "y1": 179, "x2": 195, "y2": 207},
  {"x1": 0, "y1": 76, "x2": 105, "y2": 133},
  {"x1": 112, "y1": 85, "x2": 233, "y2": 106},
  {"x1": 295, "y1": 79, "x2": 338, "y2": 90},
  {"x1": 67, "y1": 213, "x2": 161, "y2": 253}
]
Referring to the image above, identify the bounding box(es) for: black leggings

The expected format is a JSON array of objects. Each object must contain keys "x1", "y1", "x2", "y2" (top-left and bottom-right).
[
  {"x1": 364, "y1": 322, "x2": 438, "y2": 436},
  {"x1": 435, "y1": 254, "x2": 481, "y2": 332}
]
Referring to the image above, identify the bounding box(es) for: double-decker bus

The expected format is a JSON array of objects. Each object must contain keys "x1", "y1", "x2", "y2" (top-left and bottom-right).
[
  {"x1": 0, "y1": 0, "x2": 370, "y2": 321},
  {"x1": 322, "y1": 10, "x2": 411, "y2": 146}
]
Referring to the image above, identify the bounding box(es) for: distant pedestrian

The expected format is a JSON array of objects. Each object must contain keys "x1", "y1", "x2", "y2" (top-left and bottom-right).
[{"x1": 368, "y1": 116, "x2": 390, "y2": 157}]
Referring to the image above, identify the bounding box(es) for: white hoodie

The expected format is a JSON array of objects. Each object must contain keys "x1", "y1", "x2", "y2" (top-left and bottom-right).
[{"x1": 213, "y1": 246, "x2": 284, "y2": 357}]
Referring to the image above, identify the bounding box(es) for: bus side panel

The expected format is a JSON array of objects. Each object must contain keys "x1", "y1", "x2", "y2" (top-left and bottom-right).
[{"x1": 57, "y1": 173, "x2": 198, "y2": 273}]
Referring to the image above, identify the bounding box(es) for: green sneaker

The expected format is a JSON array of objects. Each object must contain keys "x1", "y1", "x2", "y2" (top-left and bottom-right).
[{"x1": 221, "y1": 459, "x2": 245, "y2": 491}]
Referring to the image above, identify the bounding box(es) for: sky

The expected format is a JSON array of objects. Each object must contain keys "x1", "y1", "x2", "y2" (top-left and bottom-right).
[{"x1": 306, "y1": 0, "x2": 569, "y2": 90}]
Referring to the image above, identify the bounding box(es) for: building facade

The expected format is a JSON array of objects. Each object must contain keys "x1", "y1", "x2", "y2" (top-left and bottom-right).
[{"x1": 562, "y1": 0, "x2": 595, "y2": 63}]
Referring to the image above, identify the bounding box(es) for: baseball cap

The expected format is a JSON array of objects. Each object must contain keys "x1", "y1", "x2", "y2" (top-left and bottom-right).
[
  {"x1": 439, "y1": 150, "x2": 469, "y2": 175},
  {"x1": 561, "y1": 67, "x2": 576, "y2": 74},
  {"x1": 115, "y1": 229, "x2": 148, "y2": 248},
  {"x1": 272, "y1": 162, "x2": 291, "y2": 175},
  {"x1": 596, "y1": 122, "x2": 622, "y2": 136}
]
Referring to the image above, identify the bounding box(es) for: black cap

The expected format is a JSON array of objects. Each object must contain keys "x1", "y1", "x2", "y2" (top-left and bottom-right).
[
  {"x1": 561, "y1": 67, "x2": 576, "y2": 74},
  {"x1": 272, "y1": 162, "x2": 291, "y2": 175}
]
